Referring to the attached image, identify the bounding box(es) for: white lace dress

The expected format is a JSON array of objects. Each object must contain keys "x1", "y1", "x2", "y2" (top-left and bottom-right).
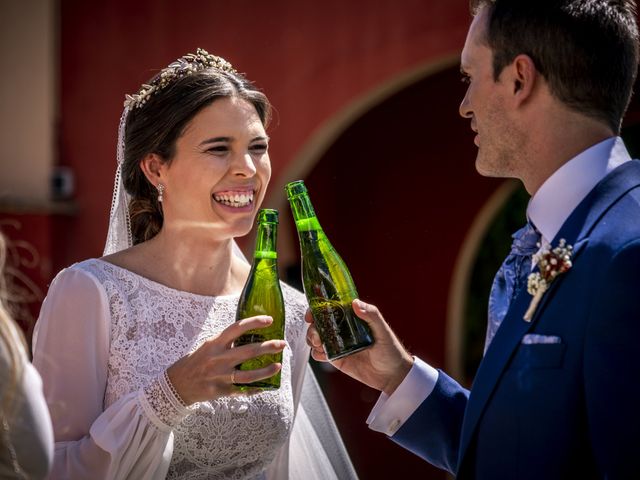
[{"x1": 32, "y1": 259, "x2": 311, "y2": 480}]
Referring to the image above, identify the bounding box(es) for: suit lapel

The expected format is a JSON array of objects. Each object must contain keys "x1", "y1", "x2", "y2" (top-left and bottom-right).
[
  {"x1": 457, "y1": 159, "x2": 640, "y2": 469},
  {"x1": 457, "y1": 285, "x2": 536, "y2": 460}
]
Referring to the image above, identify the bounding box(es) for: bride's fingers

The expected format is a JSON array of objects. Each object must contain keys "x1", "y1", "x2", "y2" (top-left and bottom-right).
[
  {"x1": 217, "y1": 315, "x2": 273, "y2": 346},
  {"x1": 229, "y1": 339, "x2": 286, "y2": 364},
  {"x1": 232, "y1": 362, "x2": 282, "y2": 385}
]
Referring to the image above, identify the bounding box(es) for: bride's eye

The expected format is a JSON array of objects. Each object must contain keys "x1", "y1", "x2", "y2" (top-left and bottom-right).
[
  {"x1": 250, "y1": 144, "x2": 268, "y2": 154},
  {"x1": 207, "y1": 145, "x2": 229, "y2": 154}
]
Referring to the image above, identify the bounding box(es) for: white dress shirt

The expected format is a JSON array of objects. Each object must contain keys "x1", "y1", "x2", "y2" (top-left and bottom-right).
[{"x1": 367, "y1": 136, "x2": 632, "y2": 436}]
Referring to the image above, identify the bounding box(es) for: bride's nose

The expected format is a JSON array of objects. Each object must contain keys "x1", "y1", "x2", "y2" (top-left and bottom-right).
[{"x1": 231, "y1": 152, "x2": 257, "y2": 177}]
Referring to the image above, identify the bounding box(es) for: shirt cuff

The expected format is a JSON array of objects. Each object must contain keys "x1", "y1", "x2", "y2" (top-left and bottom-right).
[{"x1": 366, "y1": 357, "x2": 438, "y2": 436}]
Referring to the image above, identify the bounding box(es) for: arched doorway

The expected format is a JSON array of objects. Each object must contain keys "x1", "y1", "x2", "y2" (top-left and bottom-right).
[{"x1": 278, "y1": 61, "x2": 502, "y2": 479}]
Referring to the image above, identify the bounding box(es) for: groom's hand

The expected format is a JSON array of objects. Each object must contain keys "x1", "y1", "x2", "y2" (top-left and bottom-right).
[{"x1": 305, "y1": 299, "x2": 414, "y2": 395}]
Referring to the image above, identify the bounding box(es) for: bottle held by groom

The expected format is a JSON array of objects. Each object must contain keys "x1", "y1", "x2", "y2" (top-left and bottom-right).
[{"x1": 306, "y1": 1, "x2": 640, "y2": 478}]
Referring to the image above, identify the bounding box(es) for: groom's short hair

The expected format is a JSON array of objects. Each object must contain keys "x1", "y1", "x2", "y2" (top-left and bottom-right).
[{"x1": 470, "y1": 0, "x2": 639, "y2": 133}]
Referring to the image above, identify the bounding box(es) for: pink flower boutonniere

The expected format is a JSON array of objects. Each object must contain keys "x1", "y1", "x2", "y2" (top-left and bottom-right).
[{"x1": 524, "y1": 239, "x2": 574, "y2": 322}]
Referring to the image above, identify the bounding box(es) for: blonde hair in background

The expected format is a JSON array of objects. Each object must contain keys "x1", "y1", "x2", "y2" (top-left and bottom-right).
[
  {"x1": 0, "y1": 231, "x2": 28, "y2": 477},
  {"x1": 0, "y1": 232, "x2": 27, "y2": 406}
]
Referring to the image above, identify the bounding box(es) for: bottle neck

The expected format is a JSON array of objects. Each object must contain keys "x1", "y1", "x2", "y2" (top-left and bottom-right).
[
  {"x1": 254, "y1": 222, "x2": 278, "y2": 260},
  {"x1": 288, "y1": 193, "x2": 322, "y2": 232}
]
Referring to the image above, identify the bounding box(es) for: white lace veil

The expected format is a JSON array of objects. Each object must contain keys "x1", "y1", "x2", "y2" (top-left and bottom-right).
[
  {"x1": 103, "y1": 107, "x2": 131, "y2": 256},
  {"x1": 104, "y1": 96, "x2": 357, "y2": 479}
]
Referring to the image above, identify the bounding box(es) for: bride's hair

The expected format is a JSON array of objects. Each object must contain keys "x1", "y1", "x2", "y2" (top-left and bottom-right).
[{"x1": 122, "y1": 65, "x2": 272, "y2": 245}]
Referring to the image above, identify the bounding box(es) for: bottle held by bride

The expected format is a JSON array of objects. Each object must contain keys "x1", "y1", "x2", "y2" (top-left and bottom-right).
[
  {"x1": 233, "y1": 209, "x2": 286, "y2": 390},
  {"x1": 285, "y1": 180, "x2": 374, "y2": 360}
]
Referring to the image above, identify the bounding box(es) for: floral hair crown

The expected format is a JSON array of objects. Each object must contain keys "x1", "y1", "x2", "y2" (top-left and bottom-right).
[{"x1": 123, "y1": 48, "x2": 237, "y2": 110}]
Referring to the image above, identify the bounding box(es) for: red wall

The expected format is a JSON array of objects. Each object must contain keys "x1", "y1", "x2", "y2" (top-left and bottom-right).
[
  {"x1": 0, "y1": 214, "x2": 55, "y2": 342},
  {"x1": 58, "y1": 0, "x2": 471, "y2": 265}
]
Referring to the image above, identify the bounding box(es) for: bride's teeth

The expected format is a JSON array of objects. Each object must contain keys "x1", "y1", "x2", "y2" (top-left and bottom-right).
[{"x1": 213, "y1": 191, "x2": 254, "y2": 207}]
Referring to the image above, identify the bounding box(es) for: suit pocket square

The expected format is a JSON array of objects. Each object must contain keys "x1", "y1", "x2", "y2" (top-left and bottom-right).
[
  {"x1": 510, "y1": 337, "x2": 566, "y2": 369},
  {"x1": 521, "y1": 334, "x2": 562, "y2": 345}
]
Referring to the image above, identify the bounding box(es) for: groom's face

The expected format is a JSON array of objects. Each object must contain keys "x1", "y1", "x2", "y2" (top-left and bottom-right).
[{"x1": 459, "y1": 7, "x2": 524, "y2": 180}]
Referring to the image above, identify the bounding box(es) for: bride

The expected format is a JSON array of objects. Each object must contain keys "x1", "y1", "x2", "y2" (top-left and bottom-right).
[{"x1": 32, "y1": 49, "x2": 356, "y2": 479}]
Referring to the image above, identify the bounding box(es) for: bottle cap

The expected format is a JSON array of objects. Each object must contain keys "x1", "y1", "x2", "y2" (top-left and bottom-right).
[
  {"x1": 257, "y1": 208, "x2": 278, "y2": 224},
  {"x1": 285, "y1": 180, "x2": 307, "y2": 199}
]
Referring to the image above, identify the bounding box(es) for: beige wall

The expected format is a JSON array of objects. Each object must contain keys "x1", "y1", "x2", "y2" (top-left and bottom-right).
[{"x1": 0, "y1": 0, "x2": 55, "y2": 204}]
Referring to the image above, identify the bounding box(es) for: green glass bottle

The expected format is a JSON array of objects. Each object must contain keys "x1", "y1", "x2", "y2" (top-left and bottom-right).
[
  {"x1": 285, "y1": 180, "x2": 374, "y2": 360},
  {"x1": 233, "y1": 209, "x2": 285, "y2": 390}
]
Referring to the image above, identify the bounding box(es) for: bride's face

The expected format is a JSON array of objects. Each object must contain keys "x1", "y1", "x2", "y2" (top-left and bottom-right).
[{"x1": 158, "y1": 96, "x2": 271, "y2": 239}]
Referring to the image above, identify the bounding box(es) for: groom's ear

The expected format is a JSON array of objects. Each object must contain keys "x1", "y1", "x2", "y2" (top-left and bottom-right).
[
  {"x1": 509, "y1": 53, "x2": 537, "y2": 107},
  {"x1": 139, "y1": 153, "x2": 166, "y2": 185}
]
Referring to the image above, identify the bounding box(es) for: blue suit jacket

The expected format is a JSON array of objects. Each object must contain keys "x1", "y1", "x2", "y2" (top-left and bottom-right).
[{"x1": 392, "y1": 160, "x2": 640, "y2": 479}]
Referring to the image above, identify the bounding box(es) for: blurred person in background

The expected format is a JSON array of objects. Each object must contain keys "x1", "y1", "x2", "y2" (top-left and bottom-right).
[{"x1": 0, "y1": 231, "x2": 53, "y2": 479}]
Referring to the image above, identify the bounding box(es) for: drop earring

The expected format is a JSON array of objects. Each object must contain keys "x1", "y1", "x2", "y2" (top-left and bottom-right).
[{"x1": 157, "y1": 183, "x2": 165, "y2": 203}]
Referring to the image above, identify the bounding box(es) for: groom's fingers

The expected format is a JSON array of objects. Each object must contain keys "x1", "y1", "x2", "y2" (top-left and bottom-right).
[
  {"x1": 306, "y1": 327, "x2": 323, "y2": 349},
  {"x1": 352, "y1": 299, "x2": 389, "y2": 339},
  {"x1": 306, "y1": 301, "x2": 390, "y2": 361},
  {"x1": 305, "y1": 310, "x2": 331, "y2": 362},
  {"x1": 305, "y1": 312, "x2": 327, "y2": 361},
  {"x1": 305, "y1": 311, "x2": 322, "y2": 347},
  {"x1": 304, "y1": 308, "x2": 315, "y2": 325},
  {"x1": 305, "y1": 326, "x2": 328, "y2": 362},
  {"x1": 307, "y1": 300, "x2": 389, "y2": 347},
  {"x1": 310, "y1": 346, "x2": 328, "y2": 362}
]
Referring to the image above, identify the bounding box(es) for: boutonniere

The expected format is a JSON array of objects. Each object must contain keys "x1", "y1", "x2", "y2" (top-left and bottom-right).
[{"x1": 523, "y1": 239, "x2": 573, "y2": 322}]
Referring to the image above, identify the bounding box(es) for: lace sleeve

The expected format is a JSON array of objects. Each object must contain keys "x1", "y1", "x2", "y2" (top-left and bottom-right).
[
  {"x1": 32, "y1": 266, "x2": 183, "y2": 479},
  {"x1": 139, "y1": 372, "x2": 191, "y2": 431}
]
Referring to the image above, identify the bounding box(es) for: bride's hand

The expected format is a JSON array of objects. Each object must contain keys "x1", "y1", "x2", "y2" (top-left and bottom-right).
[
  {"x1": 166, "y1": 316, "x2": 285, "y2": 405},
  {"x1": 305, "y1": 299, "x2": 414, "y2": 395}
]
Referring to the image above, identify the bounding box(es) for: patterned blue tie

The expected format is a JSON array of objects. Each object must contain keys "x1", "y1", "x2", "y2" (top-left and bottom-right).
[{"x1": 485, "y1": 222, "x2": 541, "y2": 352}]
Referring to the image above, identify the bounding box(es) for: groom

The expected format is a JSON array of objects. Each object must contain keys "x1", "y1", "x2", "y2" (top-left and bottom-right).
[{"x1": 306, "y1": 1, "x2": 640, "y2": 478}]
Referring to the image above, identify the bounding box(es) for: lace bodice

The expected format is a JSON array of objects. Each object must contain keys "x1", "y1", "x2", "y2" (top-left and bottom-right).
[{"x1": 77, "y1": 259, "x2": 308, "y2": 479}]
